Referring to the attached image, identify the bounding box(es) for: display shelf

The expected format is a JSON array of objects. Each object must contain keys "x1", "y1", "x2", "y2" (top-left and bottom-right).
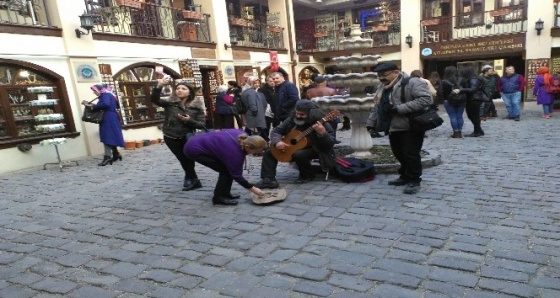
[
  {"x1": 29, "y1": 99, "x2": 58, "y2": 106},
  {"x1": 14, "y1": 116, "x2": 35, "y2": 121}
]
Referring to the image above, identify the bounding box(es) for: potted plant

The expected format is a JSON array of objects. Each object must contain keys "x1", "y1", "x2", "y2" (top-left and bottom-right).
[{"x1": 115, "y1": 0, "x2": 142, "y2": 10}]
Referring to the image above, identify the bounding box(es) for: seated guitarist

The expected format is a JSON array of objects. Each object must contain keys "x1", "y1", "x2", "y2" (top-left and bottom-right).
[{"x1": 255, "y1": 100, "x2": 336, "y2": 188}]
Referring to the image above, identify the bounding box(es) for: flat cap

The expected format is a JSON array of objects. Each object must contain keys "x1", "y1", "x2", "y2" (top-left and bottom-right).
[
  {"x1": 373, "y1": 62, "x2": 400, "y2": 73},
  {"x1": 314, "y1": 76, "x2": 326, "y2": 84}
]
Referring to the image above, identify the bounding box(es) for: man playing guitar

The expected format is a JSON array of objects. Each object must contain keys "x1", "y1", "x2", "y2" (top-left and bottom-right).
[{"x1": 255, "y1": 100, "x2": 336, "y2": 188}]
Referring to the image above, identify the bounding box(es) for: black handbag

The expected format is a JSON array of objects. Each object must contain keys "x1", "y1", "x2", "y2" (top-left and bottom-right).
[
  {"x1": 82, "y1": 107, "x2": 104, "y2": 124},
  {"x1": 82, "y1": 98, "x2": 104, "y2": 124},
  {"x1": 409, "y1": 108, "x2": 443, "y2": 132}
]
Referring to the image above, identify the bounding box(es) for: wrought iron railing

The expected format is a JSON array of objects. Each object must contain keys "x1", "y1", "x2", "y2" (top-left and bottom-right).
[
  {"x1": 0, "y1": 0, "x2": 54, "y2": 27},
  {"x1": 84, "y1": 0, "x2": 211, "y2": 42},
  {"x1": 421, "y1": 6, "x2": 527, "y2": 43},
  {"x1": 229, "y1": 18, "x2": 284, "y2": 49},
  {"x1": 296, "y1": 27, "x2": 401, "y2": 52}
]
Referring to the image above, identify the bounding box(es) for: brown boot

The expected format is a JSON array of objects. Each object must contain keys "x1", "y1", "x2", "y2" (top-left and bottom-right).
[
  {"x1": 451, "y1": 131, "x2": 459, "y2": 138},
  {"x1": 457, "y1": 131, "x2": 463, "y2": 138}
]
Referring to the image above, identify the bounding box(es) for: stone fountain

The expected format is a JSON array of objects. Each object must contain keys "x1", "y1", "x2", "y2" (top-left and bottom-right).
[{"x1": 311, "y1": 24, "x2": 380, "y2": 157}]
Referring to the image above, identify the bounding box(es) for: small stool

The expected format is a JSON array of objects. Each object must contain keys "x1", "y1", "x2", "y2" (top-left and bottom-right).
[{"x1": 41, "y1": 138, "x2": 79, "y2": 172}]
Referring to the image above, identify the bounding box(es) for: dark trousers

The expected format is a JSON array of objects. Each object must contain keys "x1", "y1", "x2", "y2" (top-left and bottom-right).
[
  {"x1": 389, "y1": 130, "x2": 425, "y2": 183},
  {"x1": 191, "y1": 154, "x2": 232, "y2": 197},
  {"x1": 260, "y1": 147, "x2": 317, "y2": 180},
  {"x1": 234, "y1": 114, "x2": 243, "y2": 129},
  {"x1": 164, "y1": 136, "x2": 197, "y2": 180},
  {"x1": 465, "y1": 101, "x2": 483, "y2": 134},
  {"x1": 215, "y1": 113, "x2": 234, "y2": 129},
  {"x1": 487, "y1": 100, "x2": 497, "y2": 117}
]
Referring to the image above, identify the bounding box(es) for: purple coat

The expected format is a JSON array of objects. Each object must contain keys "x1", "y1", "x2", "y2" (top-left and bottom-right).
[
  {"x1": 533, "y1": 75, "x2": 555, "y2": 105},
  {"x1": 92, "y1": 92, "x2": 125, "y2": 147},
  {"x1": 183, "y1": 129, "x2": 252, "y2": 188}
]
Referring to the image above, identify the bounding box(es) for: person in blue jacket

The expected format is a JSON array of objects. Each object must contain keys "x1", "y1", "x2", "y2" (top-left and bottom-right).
[
  {"x1": 82, "y1": 83, "x2": 125, "y2": 166},
  {"x1": 184, "y1": 129, "x2": 266, "y2": 206}
]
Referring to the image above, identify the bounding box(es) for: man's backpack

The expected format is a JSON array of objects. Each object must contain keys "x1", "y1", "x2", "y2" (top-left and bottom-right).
[
  {"x1": 234, "y1": 97, "x2": 247, "y2": 114},
  {"x1": 546, "y1": 76, "x2": 560, "y2": 94},
  {"x1": 442, "y1": 79, "x2": 467, "y2": 106}
]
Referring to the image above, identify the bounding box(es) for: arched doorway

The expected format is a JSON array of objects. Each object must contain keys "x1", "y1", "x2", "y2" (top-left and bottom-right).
[
  {"x1": 298, "y1": 66, "x2": 320, "y2": 88},
  {"x1": 0, "y1": 59, "x2": 78, "y2": 149},
  {"x1": 260, "y1": 66, "x2": 289, "y2": 82},
  {"x1": 113, "y1": 63, "x2": 181, "y2": 128}
]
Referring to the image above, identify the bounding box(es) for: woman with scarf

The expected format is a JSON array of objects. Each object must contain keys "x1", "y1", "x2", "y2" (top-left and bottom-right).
[
  {"x1": 151, "y1": 76, "x2": 207, "y2": 191},
  {"x1": 533, "y1": 67, "x2": 556, "y2": 119},
  {"x1": 82, "y1": 83, "x2": 125, "y2": 166}
]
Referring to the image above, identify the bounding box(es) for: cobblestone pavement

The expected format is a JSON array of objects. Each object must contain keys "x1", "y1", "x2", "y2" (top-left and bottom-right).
[{"x1": 1, "y1": 102, "x2": 559, "y2": 297}]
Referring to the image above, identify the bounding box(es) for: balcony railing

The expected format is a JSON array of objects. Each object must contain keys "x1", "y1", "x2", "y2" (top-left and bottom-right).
[
  {"x1": 0, "y1": 0, "x2": 54, "y2": 27},
  {"x1": 421, "y1": 6, "x2": 527, "y2": 43},
  {"x1": 229, "y1": 18, "x2": 284, "y2": 49},
  {"x1": 297, "y1": 26, "x2": 401, "y2": 52},
  {"x1": 85, "y1": 0, "x2": 211, "y2": 42}
]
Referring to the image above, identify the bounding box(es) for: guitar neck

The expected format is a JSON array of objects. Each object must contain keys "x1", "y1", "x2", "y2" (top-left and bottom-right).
[{"x1": 298, "y1": 117, "x2": 328, "y2": 138}]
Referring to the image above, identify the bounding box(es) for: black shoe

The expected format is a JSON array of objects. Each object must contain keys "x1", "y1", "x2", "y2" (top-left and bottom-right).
[
  {"x1": 255, "y1": 178, "x2": 279, "y2": 189},
  {"x1": 227, "y1": 193, "x2": 241, "y2": 199},
  {"x1": 183, "y1": 179, "x2": 202, "y2": 191},
  {"x1": 212, "y1": 196, "x2": 238, "y2": 206},
  {"x1": 334, "y1": 140, "x2": 341, "y2": 144},
  {"x1": 514, "y1": 117, "x2": 520, "y2": 121},
  {"x1": 112, "y1": 152, "x2": 122, "y2": 162},
  {"x1": 98, "y1": 156, "x2": 113, "y2": 166},
  {"x1": 388, "y1": 178, "x2": 408, "y2": 186},
  {"x1": 294, "y1": 177, "x2": 314, "y2": 184},
  {"x1": 465, "y1": 132, "x2": 483, "y2": 137},
  {"x1": 403, "y1": 182, "x2": 420, "y2": 194}
]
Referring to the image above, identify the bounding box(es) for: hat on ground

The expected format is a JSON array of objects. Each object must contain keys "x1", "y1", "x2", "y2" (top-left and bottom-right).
[
  {"x1": 481, "y1": 65, "x2": 493, "y2": 72},
  {"x1": 372, "y1": 62, "x2": 400, "y2": 73},
  {"x1": 251, "y1": 188, "x2": 287, "y2": 205},
  {"x1": 314, "y1": 76, "x2": 326, "y2": 84}
]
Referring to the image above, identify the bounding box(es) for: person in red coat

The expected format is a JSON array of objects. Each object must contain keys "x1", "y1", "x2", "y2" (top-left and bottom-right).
[{"x1": 82, "y1": 83, "x2": 125, "y2": 166}]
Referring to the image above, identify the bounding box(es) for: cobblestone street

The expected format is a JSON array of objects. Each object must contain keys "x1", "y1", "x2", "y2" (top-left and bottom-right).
[{"x1": 1, "y1": 102, "x2": 559, "y2": 297}]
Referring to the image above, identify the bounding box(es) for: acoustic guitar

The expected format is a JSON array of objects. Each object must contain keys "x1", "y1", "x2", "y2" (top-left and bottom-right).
[{"x1": 270, "y1": 110, "x2": 340, "y2": 162}]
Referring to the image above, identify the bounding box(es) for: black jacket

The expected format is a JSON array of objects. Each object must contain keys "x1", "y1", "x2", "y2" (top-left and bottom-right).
[
  {"x1": 150, "y1": 87, "x2": 206, "y2": 139},
  {"x1": 270, "y1": 117, "x2": 336, "y2": 172}
]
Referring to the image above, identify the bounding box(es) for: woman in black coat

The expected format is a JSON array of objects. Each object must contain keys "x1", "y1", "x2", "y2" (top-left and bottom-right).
[{"x1": 458, "y1": 66, "x2": 485, "y2": 137}]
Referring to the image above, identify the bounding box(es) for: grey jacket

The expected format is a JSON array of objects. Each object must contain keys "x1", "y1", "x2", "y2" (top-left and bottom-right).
[
  {"x1": 367, "y1": 73, "x2": 433, "y2": 132},
  {"x1": 241, "y1": 88, "x2": 267, "y2": 129}
]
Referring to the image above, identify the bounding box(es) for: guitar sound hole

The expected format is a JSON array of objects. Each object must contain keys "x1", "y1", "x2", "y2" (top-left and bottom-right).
[{"x1": 290, "y1": 139, "x2": 297, "y2": 145}]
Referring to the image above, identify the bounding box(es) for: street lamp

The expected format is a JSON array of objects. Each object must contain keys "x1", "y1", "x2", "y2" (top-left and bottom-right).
[{"x1": 76, "y1": 12, "x2": 95, "y2": 38}]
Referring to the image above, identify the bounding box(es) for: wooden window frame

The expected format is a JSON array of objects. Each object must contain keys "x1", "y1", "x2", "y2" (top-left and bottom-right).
[{"x1": 455, "y1": 0, "x2": 485, "y2": 28}]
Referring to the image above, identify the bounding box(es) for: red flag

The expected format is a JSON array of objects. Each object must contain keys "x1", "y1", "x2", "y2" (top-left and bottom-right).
[{"x1": 270, "y1": 51, "x2": 279, "y2": 72}]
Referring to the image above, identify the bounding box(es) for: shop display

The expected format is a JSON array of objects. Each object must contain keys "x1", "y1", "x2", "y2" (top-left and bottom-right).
[
  {"x1": 27, "y1": 86, "x2": 65, "y2": 136},
  {"x1": 315, "y1": 15, "x2": 338, "y2": 51},
  {"x1": 178, "y1": 59, "x2": 203, "y2": 88}
]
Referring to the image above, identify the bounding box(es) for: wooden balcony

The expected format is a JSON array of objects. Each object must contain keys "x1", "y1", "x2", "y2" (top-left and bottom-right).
[
  {"x1": 420, "y1": 5, "x2": 527, "y2": 44},
  {"x1": 228, "y1": 19, "x2": 285, "y2": 50}
]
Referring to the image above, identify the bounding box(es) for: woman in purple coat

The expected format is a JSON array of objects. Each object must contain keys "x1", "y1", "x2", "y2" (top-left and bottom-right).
[
  {"x1": 82, "y1": 83, "x2": 125, "y2": 166},
  {"x1": 184, "y1": 129, "x2": 266, "y2": 206},
  {"x1": 533, "y1": 67, "x2": 556, "y2": 119}
]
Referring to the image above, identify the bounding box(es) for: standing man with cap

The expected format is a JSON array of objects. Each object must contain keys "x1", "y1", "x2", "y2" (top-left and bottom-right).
[
  {"x1": 368, "y1": 62, "x2": 433, "y2": 194},
  {"x1": 255, "y1": 100, "x2": 336, "y2": 188},
  {"x1": 479, "y1": 65, "x2": 499, "y2": 120},
  {"x1": 498, "y1": 65, "x2": 525, "y2": 121}
]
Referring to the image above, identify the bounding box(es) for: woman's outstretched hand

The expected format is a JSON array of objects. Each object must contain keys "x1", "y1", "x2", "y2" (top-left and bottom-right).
[{"x1": 250, "y1": 186, "x2": 265, "y2": 197}]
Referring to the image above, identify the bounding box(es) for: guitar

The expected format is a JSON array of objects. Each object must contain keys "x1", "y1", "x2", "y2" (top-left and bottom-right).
[{"x1": 270, "y1": 110, "x2": 340, "y2": 162}]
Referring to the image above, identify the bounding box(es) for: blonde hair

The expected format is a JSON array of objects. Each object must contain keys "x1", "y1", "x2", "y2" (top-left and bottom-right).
[{"x1": 238, "y1": 134, "x2": 267, "y2": 150}]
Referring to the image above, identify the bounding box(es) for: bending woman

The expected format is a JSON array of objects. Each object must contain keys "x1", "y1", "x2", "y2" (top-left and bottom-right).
[
  {"x1": 82, "y1": 83, "x2": 125, "y2": 166},
  {"x1": 184, "y1": 129, "x2": 266, "y2": 206},
  {"x1": 151, "y1": 77, "x2": 206, "y2": 191}
]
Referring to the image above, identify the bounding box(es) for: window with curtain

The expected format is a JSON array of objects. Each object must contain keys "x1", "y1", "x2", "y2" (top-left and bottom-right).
[
  {"x1": 494, "y1": 0, "x2": 525, "y2": 22},
  {"x1": 456, "y1": 0, "x2": 484, "y2": 27}
]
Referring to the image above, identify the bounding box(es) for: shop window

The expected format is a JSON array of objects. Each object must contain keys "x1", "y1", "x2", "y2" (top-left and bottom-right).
[
  {"x1": 0, "y1": 64, "x2": 78, "y2": 149},
  {"x1": 456, "y1": 0, "x2": 484, "y2": 27},
  {"x1": 115, "y1": 65, "x2": 179, "y2": 128},
  {"x1": 493, "y1": 0, "x2": 525, "y2": 23},
  {"x1": 423, "y1": 0, "x2": 451, "y2": 19}
]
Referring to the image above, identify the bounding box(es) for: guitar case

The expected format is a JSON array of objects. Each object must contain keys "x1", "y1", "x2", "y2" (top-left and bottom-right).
[{"x1": 333, "y1": 157, "x2": 376, "y2": 183}]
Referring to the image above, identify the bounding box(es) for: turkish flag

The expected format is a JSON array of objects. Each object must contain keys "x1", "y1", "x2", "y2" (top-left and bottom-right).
[{"x1": 270, "y1": 51, "x2": 278, "y2": 72}]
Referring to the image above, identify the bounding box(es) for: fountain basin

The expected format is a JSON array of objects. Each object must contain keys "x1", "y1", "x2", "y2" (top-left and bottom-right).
[{"x1": 332, "y1": 55, "x2": 381, "y2": 69}]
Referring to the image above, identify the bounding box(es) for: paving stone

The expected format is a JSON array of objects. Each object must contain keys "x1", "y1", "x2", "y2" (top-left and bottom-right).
[
  {"x1": 69, "y1": 285, "x2": 117, "y2": 298},
  {"x1": 478, "y1": 278, "x2": 537, "y2": 297},
  {"x1": 29, "y1": 278, "x2": 78, "y2": 294},
  {"x1": 327, "y1": 274, "x2": 371, "y2": 292},
  {"x1": 363, "y1": 269, "x2": 421, "y2": 287},
  {"x1": 293, "y1": 280, "x2": 334, "y2": 297},
  {"x1": 372, "y1": 284, "x2": 422, "y2": 298},
  {"x1": 101, "y1": 262, "x2": 148, "y2": 279},
  {"x1": 423, "y1": 280, "x2": 466, "y2": 297},
  {"x1": 0, "y1": 286, "x2": 36, "y2": 298}
]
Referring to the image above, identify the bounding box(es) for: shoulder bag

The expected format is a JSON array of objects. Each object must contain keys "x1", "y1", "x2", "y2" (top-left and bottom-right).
[
  {"x1": 401, "y1": 78, "x2": 443, "y2": 132},
  {"x1": 82, "y1": 98, "x2": 104, "y2": 124}
]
